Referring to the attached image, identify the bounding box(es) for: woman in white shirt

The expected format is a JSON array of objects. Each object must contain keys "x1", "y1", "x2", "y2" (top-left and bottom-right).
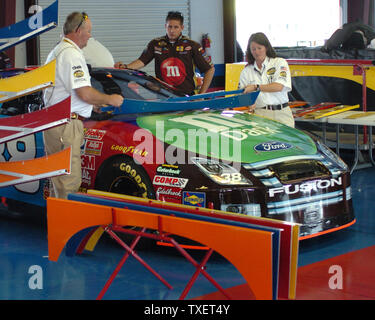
[{"x1": 238, "y1": 32, "x2": 295, "y2": 127}]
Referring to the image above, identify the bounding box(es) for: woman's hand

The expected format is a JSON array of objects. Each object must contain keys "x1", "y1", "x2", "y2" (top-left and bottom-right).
[
  {"x1": 245, "y1": 104, "x2": 256, "y2": 113},
  {"x1": 244, "y1": 84, "x2": 257, "y2": 94},
  {"x1": 243, "y1": 82, "x2": 284, "y2": 94}
]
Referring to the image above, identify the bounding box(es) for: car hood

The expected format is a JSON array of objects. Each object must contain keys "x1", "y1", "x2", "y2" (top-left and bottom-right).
[{"x1": 136, "y1": 109, "x2": 317, "y2": 164}]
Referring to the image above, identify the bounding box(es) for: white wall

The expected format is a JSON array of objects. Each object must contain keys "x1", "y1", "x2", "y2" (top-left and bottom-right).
[
  {"x1": 14, "y1": 0, "x2": 225, "y2": 67},
  {"x1": 189, "y1": 0, "x2": 224, "y2": 65},
  {"x1": 14, "y1": 0, "x2": 27, "y2": 67}
]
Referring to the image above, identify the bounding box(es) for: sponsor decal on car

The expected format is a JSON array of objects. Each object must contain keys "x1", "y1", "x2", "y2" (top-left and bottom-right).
[
  {"x1": 156, "y1": 164, "x2": 181, "y2": 176},
  {"x1": 81, "y1": 168, "x2": 92, "y2": 185},
  {"x1": 183, "y1": 191, "x2": 206, "y2": 207},
  {"x1": 156, "y1": 186, "x2": 183, "y2": 197},
  {"x1": 84, "y1": 128, "x2": 106, "y2": 140},
  {"x1": 153, "y1": 175, "x2": 188, "y2": 188},
  {"x1": 268, "y1": 177, "x2": 343, "y2": 197},
  {"x1": 84, "y1": 140, "x2": 103, "y2": 156},
  {"x1": 111, "y1": 144, "x2": 148, "y2": 157},
  {"x1": 156, "y1": 187, "x2": 183, "y2": 203},
  {"x1": 254, "y1": 141, "x2": 293, "y2": 152},
  {"x1": 81, "y1": 154, "x2": 95, "y2": 170}
]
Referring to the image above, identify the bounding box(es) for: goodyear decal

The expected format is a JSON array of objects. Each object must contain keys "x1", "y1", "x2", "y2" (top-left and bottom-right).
[
  {"x1": 182, "y1": 191, "x2": 206, "y2": 207},
  {"x1": 111, "y1": 144, "x2": 148, "y2": 157}
]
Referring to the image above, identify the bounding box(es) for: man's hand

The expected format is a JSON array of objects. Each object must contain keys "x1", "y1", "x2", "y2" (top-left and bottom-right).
[
  {"x1": 76, "y1": 86, "x2": 123, "y2": 107},
  {"x1": 114, "y1": 61, "x2": 127, "y2": 69},
  {"x1": 108, "y1": 94, "x2": 124, "y2": 107},
  {"x1": 93, "y1": 105, "x2": 102, "y2": 113}
]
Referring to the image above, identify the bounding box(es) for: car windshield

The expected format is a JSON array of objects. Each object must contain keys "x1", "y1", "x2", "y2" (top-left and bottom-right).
[
  {"x1": 90, "y1": 68, "x2": 185, "y2": 101},
  {"x1": 0, "y1": 67, "x2": 187, "y2": 117}
]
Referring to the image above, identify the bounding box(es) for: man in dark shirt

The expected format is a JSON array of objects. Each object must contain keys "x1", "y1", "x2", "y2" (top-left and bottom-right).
[{"x1": 119, "y1": 11, "x2": 215, "y2": 95}]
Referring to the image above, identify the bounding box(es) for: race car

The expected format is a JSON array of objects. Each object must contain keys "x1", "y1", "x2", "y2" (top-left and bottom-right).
[{"x1": 0, "y1": 66, "x2": 355, "y2": 239}]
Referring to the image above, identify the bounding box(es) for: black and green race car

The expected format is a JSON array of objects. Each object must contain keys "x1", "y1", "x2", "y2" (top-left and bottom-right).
[{"x1": 0, "y1": 67, "x2": 355, "y2": 239}]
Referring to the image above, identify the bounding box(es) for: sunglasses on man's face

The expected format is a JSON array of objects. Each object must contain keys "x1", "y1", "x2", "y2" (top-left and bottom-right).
[{"x1": 76, "y1": 12, "x2": 88, "y2": 32}]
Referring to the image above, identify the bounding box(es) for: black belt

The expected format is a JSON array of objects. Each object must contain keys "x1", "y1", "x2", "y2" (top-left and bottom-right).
[
  {"x1": 262, "y1": 103, "x2": 289, "y2": 110},
  {"x1": 71, "y1": 113, "x2": 86, "y2": 121}
]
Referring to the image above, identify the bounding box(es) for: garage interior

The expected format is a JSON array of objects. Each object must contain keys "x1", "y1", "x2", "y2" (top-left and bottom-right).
[{"x1": 1, "y1": 0, "x2": 375, "y2": 301}]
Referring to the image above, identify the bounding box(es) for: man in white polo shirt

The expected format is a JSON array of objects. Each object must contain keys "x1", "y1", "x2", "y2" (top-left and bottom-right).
[{"x1": 43, "y1": 12, "x2": 123, "y2": 199}]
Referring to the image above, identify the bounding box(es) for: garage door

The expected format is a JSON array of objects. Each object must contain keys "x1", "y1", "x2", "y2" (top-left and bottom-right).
[{"x1": 38, "y1": 0, "x2": 190, "y2": 75}]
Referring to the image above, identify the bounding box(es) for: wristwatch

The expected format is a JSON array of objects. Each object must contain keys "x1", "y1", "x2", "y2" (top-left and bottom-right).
[{"x1": 255, "y1": 84, "x2": 260, "y2": 91}]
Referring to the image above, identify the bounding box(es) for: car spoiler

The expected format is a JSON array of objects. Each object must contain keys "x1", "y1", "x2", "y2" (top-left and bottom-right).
[
  {"x1": 0, "y1": 60, "x2": 56, "y2": 103},
  {"x1": 0, "y1": 147, "x2": 71, "y2": 188},
  {"x1": 102, "y1": 89, "x2": 259, "y2": 115},
  {"x1": 0, "y1": 0, "x2": 58, "y2": 52},
  {"x1": 0, "y1": 96, "x2": 71, "y2": 144}
]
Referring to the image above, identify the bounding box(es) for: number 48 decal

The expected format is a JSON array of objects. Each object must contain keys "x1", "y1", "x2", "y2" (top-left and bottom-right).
[{"x1": 0, "y1": 135, "x2": 40, "y2": 193}]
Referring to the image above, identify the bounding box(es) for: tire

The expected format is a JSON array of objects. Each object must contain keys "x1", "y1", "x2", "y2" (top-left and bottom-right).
[
  {"x1": 94, "y1": 155, "x2": 156, "y2": 249},
  {"x1": 95, "y1": 155, "x2": 155, "y2": 199}
]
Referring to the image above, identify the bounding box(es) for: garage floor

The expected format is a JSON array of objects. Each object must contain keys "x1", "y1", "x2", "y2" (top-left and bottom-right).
[{"x1": 1, "y1": 164, "x2": 374, "y2": 300}]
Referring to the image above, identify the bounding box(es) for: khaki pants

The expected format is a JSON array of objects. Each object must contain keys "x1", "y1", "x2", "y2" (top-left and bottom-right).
[
  {"x1": 43, "y1": 119, "x2": 84, "y2": 199},
  {"x1": 255, "y1": 106, "x2": 295, "y2": 127}
]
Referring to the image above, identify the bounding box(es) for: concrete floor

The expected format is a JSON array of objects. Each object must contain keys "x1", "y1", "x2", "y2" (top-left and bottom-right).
[{"x1": 1, "y1": 165, "x2": 375, "y2": 300}]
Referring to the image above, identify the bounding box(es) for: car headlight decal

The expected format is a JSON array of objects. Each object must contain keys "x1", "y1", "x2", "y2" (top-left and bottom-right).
[
  {"x1": 346, "y1": 186, "x2": 352, "y2": 200},
  {"x1": 316, "y1": 140, "x2": 348, "y2": 171},
  {"x1": 221, "y1": 203, "x2": 261, "y2": 217}
]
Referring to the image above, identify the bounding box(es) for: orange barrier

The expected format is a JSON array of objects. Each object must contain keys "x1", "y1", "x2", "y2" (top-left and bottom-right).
[
  {"x1": 84, "y1": 190, "x2": 299, "y2": 300},
  {"x1": 0, "y1": 147, "x2": 71, "y2": 187},
  {"x1": 47, "y1": 197, "x2": 276, "y2": 300}
]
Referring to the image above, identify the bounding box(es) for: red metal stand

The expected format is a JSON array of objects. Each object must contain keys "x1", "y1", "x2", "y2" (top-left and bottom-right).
[
  {"x1": 96, "y1": 226, "x2": 172, "y2": 300},
  {"x1": 94, "y1": 213, "x2": 232, "y2": 300}
]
